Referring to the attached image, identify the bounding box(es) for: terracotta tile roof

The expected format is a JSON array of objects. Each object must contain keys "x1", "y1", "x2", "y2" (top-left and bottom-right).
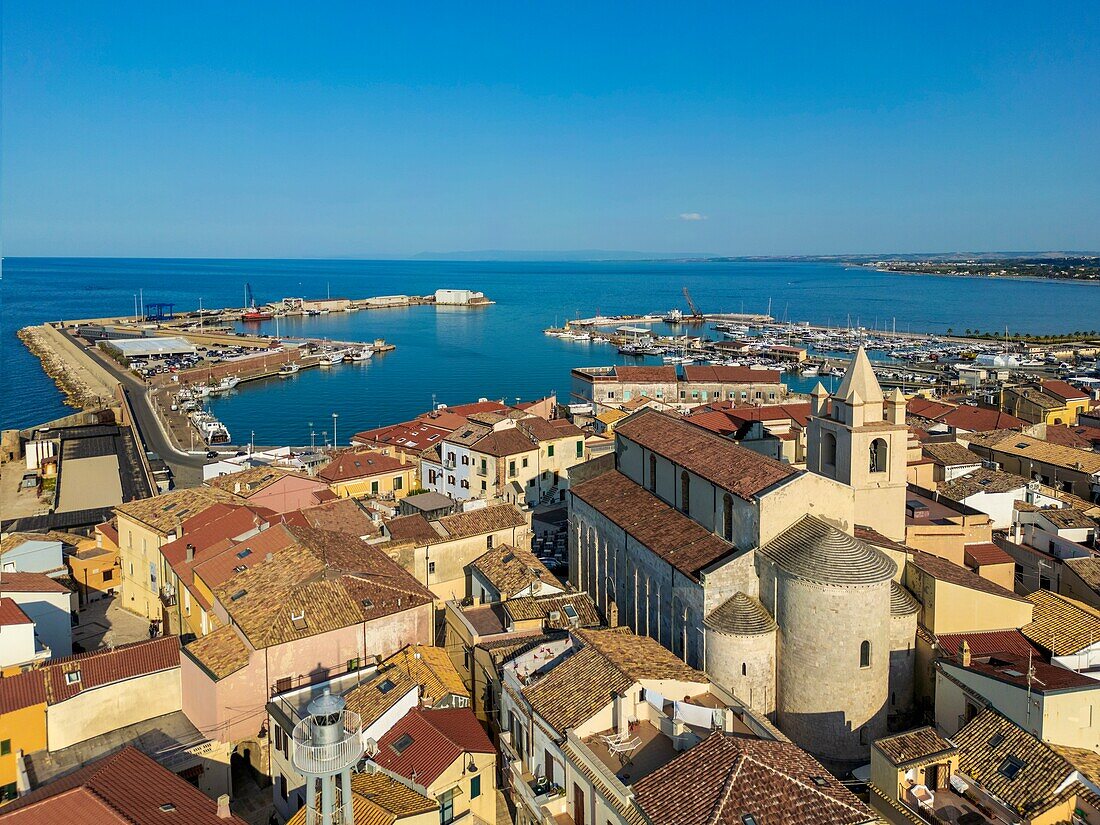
[
  {"x1": 471, "y1": 427, "x2": 540, "y2": 457},
  {"x1": 612, "y1": 365, "x2": 678, "y2": 383},
  {"x1": 191, "y1": 522, "x2": 299, "y2": 590},
  {"x1": 437, "y1": 504, "x2": 527, "y2": 539},
  {"x1": 0, "y1": 668, "x2": 47, "y2": 713},
  {"x1": 205, "y1": 465, "x2": 311, "y2": 496},
  {"x1": 343, "y1": 664, "x2": 419, "y2": 727},
  {"x1": 944, "y1": 650, "x2": 1099, "y2": 693},
  {"x1": 318, "y1": 450, "x2": 414, "y2": 484},
  {"x1": 909, "y1": 550, "x2": 1029, "y2": 603},
  {"x1": 384, "y1": 644, "x2": 469, "y2": 705},
  {"x1": 290, "y1": 772, "x2": 437, "y2": 825},
  {"x1": 632, "y1": 733, "x2": 877, "y2": 825},
  {"x1": 1022, "y1": 590, "x2": 1100, "y2": 655},
  {"x1": 211, "y1": 525, "x2": 432, "y2": 649},
  {"x1": 383, "y1": 513, "x2": 442, "y2": 544},
  {"x1": 0, "y1": 596, "x2": 33, "y2": 625},
  {"x1": 1051, "y1": 743, "x2": 1100, "y2": 786},
  {"x1": 1043, "y1": 423, "x2": 1100, "y2": 450},
  {"x1": 963, "y1": 542, "x2": 1015, "y2": 568},
  {"x1": 1036, "y1": 507, "x2": 1097, "y2": 529},
  {"x1": 373, "y1": 707, "x2": 494, "y2": 786},
  {"x1": 873, "y1": 727, "x2": 957, "y2": 767},
  {"x1": 681, "y1": 365, "x2": 782, "y2": 384},
  {"x1": 973, "y1": 432, "x2": 1100, "y2": 474},
  {"x1": 1065, "y1": 557, "x2": 1100, "y2": 596},
  {"x1": 921, "y1": 441, "x2": 981, "y2": 467},
  {"x1": 570, "y1": 470, "x2": 735, "y2": 581},
  {"x1": 522, "y1": 628, "x2": 706, "y2": 732},
  {"x1": 114, "y1": 487, "x2": 241, "y2": 534},
  {"x1": 470, "y1": 544, "x2": 563, "y2": 598},
  {"x1": 352, "y1": 418, "x2": 452, "y2": 451},
  {"x1": 0, "y1": 745, "x2": 248, "y2": 824},
  {"x1": 515, "y1": 416, "x2": 583, "y2": 442},
  {"x1": 938, "y1": 467, "x2": 1030, "y2": 500},
  {"x1": 939, "y1": 406, "x2": 1029, "y2": 432},
  {"x1": 953, "y1": 710, "x2": 1076, "y2": 818},
  {"x1": 615, "y1": 408, "x2": 799, "y2": 501},
  {"x1": 0, "y1": 571, "x2": 71, "y2": 593},
  {"x1": 522, "y1": 645, "x2": 632, "y2": 732},
  {"x1": 1041, "y1": 379, "x2": 1089, "y2": 402},
  {"x1": 289, "y1": 497, "x2": 380, "y2": 537},
  {"x1": 183, "y1": 625, "x2": 251, "y2": 680},
  {"x1": 854, "y1": 524, "x2": 912, "y2": 555},
  {"x1": 936, "y1": 629, "x2": 1039, "y2": 659},
  {"x1": 503, "y1": 592, "x2": 601, "y2": 629},
  {"x1": 906, "y1": 397, "x2": 958, "y2": 420}
]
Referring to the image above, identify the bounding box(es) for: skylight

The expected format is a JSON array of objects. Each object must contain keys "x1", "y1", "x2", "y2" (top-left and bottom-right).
[
  {"x1": 230, "y1": 589, "x2": 247, "y2": 601},
  {"x1": 377, "y1": 678, "x2": 396, "y2": 694},
  {"x1": 236, "y1": 548, "x2": 252, "y2": 559},
  {"x1": 999, "y1": 756, "x2": 1026, "y2": 780},
  {"x1": 988, "y1": 733, "x2": 1005, "y2": 748},
  {"x1": 562, "y1": 604, "x2": 580, "y2": 620},
  {"x1": 391, "y1": 733, "x2": 414, "y2": 754}
]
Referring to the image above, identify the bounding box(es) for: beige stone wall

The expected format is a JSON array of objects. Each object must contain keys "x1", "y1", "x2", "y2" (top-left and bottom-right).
[
  {"x1": 47, "y1": 666, "x2": 182, "y2": 750},
  {"x1": 887, "y1": 612, "x2": 917, "y2": 718},
  {"x1": 758, "y1": 472, "x2": 854, "y2": 546},
  {"x1": 704, "y1": 627, "x2": 776, "y2": 718},
  {"x1": 117, "y1": 515, "x2": 170, "y2": 620}
]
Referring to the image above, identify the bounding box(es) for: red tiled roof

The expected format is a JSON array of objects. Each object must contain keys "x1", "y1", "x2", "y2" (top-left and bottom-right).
[
  {"x1": 0, "y1": 596, "x2": 33, "y2": 625},
  {"x1": 945, "y1": 651, "x2": 1099, "y2": 693},
  {"x1": 613, "y1": 365, "x2": 678, "y2": 383},
  {"x1": 906, "y1": 397, "x2": 957, "y2": 420},
  {"x1": 0, "y1": 571, "x2": 71, "y2": 594},
  {"x1": 373, "y1": 707, "x2": 494, "y2": 786},
  {"x1": 0, "y1": 668, "x2": 47, "y2": 713},
  {"x1": 909, "y1": 551, "x2": 1029, "y2": 603},
  {"x1": 1044, "y1": 424, "x2": 1100, "y2": 450},
  {"x1": 437, "y1": 400, "x2": 510, "y2": 417},
  {"x1": 939, "y1": 406, "x2": 1028, "y2": 432},
  {"x1": 1041, "y1": 380, "x2": 1090, "y2": 402},
  {"x1": 616, "y1": 408, "x2": 798, "y2": 501},
  {"x1": 317, "y1": 450, "x2": 413, "y2": 484},
  {"x1": 192, "y1": 523, "x2": 299, "y2": 589},
  {"x1": 963, "y1": 542, "x2": 1015, "y2": 568},
  {"x1": 95, "y1": 521, "x2": 119, "y2": 546},
  {"x1": 0, "y1": 746, "x2": 248, "y2": 824},
  {"x1": 681, "y1": 365, "x2": 782, "y2": 384},
  {"x1": 352, "y1": 419, "x2": 452, "y2": 450},
  {"x1": 937, "y1": 629, "x2": 1039, "y2": 659},
  {"x1": 570, "y1": 470, "x2": 735, "y2": 581},
  {"x1": 160, "y1": 504, "x2": 276, "y2": 592}
]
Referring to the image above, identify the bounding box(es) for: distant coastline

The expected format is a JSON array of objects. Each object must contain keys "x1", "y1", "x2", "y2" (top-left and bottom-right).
[{"x1": 853, "y1": 258, "x2": 1100, "y2": 284}]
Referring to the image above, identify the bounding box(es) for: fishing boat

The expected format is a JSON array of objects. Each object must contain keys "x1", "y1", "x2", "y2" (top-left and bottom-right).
[
  {"x1": 346, "y1": 349, "x2": 372, "y2": 362},
  {"x1": 319, "y1": 349, "x2": 346, "y2": 367},
  {"x1": 278, "y1": 362, "x2": 300, "y2": 377}
]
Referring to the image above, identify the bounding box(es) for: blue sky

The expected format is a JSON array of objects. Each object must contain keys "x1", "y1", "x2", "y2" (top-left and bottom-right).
[{"x1": 3, "y1": 2, "x2": 1099, "y2": 258}]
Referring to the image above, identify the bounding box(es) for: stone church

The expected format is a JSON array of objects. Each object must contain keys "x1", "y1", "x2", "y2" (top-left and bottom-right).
[{"x1": 568, "y1": 347, "x2": 916, "y2": 763}]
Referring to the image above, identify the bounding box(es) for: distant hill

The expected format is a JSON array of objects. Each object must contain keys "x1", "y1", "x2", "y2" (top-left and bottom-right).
[{"x1": 411, "y1": 249, "x2": 717, "y2": 262}]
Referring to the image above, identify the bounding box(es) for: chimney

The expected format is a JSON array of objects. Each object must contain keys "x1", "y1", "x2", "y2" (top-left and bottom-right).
[
  {"x1": 216, "y1": 794, "x2": 231, "y2": 819},
  {"x1": 186, "y1": 543, "x2": 195, "y2": 563},
  {"x1": 959, "y1": 639, "x2": 972, "y2": 668},
  {"x1": 234, "y1": 481, "x2": 242, "y2": 494}
]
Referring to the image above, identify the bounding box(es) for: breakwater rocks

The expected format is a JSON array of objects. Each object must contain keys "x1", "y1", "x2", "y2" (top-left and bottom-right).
[{"x1": 18, "y1": 326, "x2": 109, "y2": 410}]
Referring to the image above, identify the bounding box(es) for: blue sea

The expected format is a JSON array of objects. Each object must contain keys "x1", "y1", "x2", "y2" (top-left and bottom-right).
[{"x1": 2, "y1": 258, "x2": 1097, "y2": 443}]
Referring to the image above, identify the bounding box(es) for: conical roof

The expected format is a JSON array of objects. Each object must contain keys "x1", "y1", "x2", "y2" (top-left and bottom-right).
[
  {"x1": 890, "y1": 581, "x2": 920, "y2": 616},
  {"x1": 758, "y1": 515, "x2": 896, "y2": 586},
  {"x1": 704, "y1": 592, "x2": 777, "y2": 636},
  {"x1": 835, "y1": 345, "x2": 883, "y2": 405}
]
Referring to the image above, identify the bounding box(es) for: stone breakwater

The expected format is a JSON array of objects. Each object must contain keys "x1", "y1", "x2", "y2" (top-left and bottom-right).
[{"x1": 17, "y1": 325, "x2": 115, "y2": 411}]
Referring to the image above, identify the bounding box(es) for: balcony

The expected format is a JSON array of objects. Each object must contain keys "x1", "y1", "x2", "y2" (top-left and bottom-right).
[
  {"x1": 290, "y1": 709, "x2": 363, "y2": 776},
  {"x1": 899, "y1": 771, "x2": 1019, "y2": 825},
  {"x1": 159, "y1": 587, "x2": 177, "y2": 608},
  {"x1": 509, "y1": 760, "x2": 567, "y2": 822}
]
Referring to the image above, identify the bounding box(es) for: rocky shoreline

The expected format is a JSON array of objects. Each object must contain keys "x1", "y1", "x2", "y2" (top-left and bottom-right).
[{"x1": 18, "y1": 325, "x2": 106, "y2": 411}]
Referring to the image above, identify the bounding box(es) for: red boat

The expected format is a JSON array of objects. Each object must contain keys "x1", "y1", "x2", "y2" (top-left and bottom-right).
[{"x1": 241, "y1": 308, "x2": 274, "y2": 321}]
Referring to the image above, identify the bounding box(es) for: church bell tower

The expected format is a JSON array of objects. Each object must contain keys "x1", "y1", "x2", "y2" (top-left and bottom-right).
[{"x1": 806, "y1": 346, "x2": 908, "y2": 541}]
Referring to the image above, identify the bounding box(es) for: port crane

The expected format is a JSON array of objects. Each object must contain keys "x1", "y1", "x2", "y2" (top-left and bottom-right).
[{"x1": 682, "y1": 286, "x2": 703, "y2": 320}]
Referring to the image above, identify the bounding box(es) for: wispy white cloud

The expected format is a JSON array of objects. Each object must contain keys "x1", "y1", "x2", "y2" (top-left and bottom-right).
[{"x1": 679, "y1": 212, "x2": 707, "y2": 221}]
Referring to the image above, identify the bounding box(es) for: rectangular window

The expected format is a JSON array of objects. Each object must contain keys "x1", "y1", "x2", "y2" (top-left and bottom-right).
[
  {"x1": 1, "y1": 783, "x2": 17, "y2": 803},
  {"x1": 371, "y1": 480, "x2": 379, "y2": 495},
  {"x1": 428, "y1": 561, "x2": 436, "y2": 574},
  {"x1": 522, "y1": 457, "x2": 528, "y2": 468},
  {"x1": 0, "y1": 739, "x2": 10, "y2": 756},
  {"x1": 471, "y1": 774, "x2": 481, "y2": 799},
  {"x1": 393, "y1": 476, "x2": 403, "y2": 491},
  {"x1": 440, "y1": 788, "x2": 456, "y2": 824},
  {"x1": 576, "y1": 440, "x2": 583, "y2": 459},
  {"x1": 487, "y1": 535, "x2": 494, "y2": 550},
  {"x1": 509, "y1": 460, "x2": 516, "y2": 477},
  {"x1": 547, "y1": 444, "x2": 555, "y2": 457}
]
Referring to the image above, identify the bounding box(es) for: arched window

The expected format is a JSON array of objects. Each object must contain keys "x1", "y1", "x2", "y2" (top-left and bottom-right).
[
  {"x1": 680, "y1": 471, "x2": 690, "y2": 514},
  {"x1": 648, "y1": 454, "x2": 657, "y2": 492},
  {"x1": 869, "y1": 438, "x2": 887, "y2": 473},
  {"x1": 859, "y1": 640, "x2": 871, "y2": 668},
  {"x1": 722, "y1": 494, "x2": 734, "y2": 541},
  {"x1": 741, "y1": 662, "x2": 747, "y2": 677},
  {"x1": 822, "y1": 432, "x2": 837, "y2": 468}
]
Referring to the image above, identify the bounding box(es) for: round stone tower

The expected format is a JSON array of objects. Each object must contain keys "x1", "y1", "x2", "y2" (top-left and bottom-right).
[
  {"x1": 704, "y1": 592, "x2": 778, "y2": 718},
  {"x1": 888, "y1": 580, "x2": 920, "y2": 721},
  {"x1": 757, "y1": 514, "x2": 896, "y2": 763}
]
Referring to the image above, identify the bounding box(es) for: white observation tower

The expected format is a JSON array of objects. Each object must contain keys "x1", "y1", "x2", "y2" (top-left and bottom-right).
[{"x1": 291, "y1": 690, "x2": 363, "y2": 825}]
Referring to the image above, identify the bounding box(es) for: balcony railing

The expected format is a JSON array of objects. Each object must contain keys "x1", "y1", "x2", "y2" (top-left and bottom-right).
[{"x1": 291, "y1": 710, "x2": 363, "y2": 776}]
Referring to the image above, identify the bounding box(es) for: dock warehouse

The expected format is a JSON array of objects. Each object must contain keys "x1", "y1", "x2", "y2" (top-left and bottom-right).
[{"x1": 102, "y1": 337, "x2": 198, "y2": 358}]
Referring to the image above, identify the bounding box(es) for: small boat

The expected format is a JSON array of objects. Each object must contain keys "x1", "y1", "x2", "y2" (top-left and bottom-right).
[
  {"x1": 800, "y1": 366, "x2": 820, "y2": 377},
  {"x1": 241, "y1": 308, "x2": 273, "y2": 322},
  {"x1": 346, "y1": 349, "x2": 372, "y2": 362},
  {"x1": 319, "y1": 349, "x2": 346, "y2": 367},
  {"x1": 278, "y1": 362, "x2": 300, "y2": 377}
]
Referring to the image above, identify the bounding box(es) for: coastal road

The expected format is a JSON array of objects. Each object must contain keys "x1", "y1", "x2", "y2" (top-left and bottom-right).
[{"x1": 69, "y1": 333, "x2": 208, "y2": 488}]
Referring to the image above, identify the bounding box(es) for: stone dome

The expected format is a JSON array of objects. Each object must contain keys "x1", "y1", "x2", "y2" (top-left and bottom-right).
[
  {"x1": 758, "y1": 515, "x2": 896, "y2": 586},
  {"x1": 890, "y1": 581, "x2": 920, "y2": 616},
  {"x1": 704, "y1": 593, "x2": 777, "y2": 636}
]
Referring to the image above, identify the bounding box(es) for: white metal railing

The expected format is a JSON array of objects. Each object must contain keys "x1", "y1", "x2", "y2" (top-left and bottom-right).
[{"x1": 291, "y1": 710, "x2": 364, "y2": 775}]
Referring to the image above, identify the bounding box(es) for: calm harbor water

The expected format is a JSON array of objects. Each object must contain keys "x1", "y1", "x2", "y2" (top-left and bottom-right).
[{"x1": 2, "y1": 258, "x2": 1097, "y2": 443}]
